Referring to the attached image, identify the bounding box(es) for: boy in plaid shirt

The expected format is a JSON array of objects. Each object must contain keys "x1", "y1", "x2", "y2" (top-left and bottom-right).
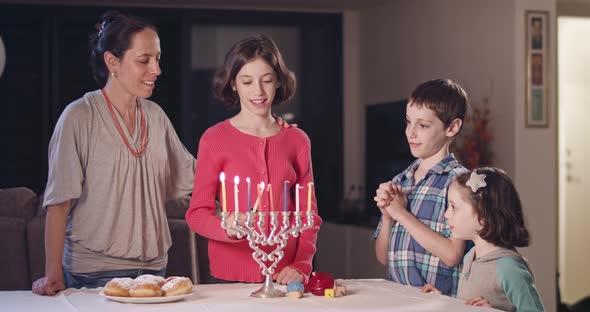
[{"x1": 373, "y1": 79, "x2": 471, "y2": 296}]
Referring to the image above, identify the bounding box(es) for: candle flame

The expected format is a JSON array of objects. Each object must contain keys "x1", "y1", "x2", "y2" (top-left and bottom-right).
[
  {"x1": 219, "y1": 172, "x2": 225, "y2": 182},
  {"x1": 234, "y1": 176, "x2": 240, "y2": 184},
  {"x1": 246, "y1": 177, "x2": 250, "y2": 183}
]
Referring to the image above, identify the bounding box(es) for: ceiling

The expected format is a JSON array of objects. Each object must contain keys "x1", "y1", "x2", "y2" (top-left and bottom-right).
[{"x1": 0, "y1": 0, "x2": 391, "y2": 11}]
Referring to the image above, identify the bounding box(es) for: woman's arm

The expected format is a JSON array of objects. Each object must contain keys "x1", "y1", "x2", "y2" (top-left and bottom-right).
[{"x1": 32, "y1": 200, "x2": 71, "y2": 295}]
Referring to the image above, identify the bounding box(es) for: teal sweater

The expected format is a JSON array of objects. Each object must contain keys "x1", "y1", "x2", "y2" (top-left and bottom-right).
[{"x1": 457, "y1": 247, "x2": 544, "y2": 312}]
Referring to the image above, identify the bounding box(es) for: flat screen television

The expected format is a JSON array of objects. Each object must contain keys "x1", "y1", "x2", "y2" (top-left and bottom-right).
[{"x1": 364, "y1": 99, "x2": 415, "y2": 223}]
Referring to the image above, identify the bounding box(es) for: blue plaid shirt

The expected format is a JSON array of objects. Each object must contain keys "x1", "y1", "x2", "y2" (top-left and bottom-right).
[{"x1": 373, "y1": 154, "x2": 470, "y2": 296}]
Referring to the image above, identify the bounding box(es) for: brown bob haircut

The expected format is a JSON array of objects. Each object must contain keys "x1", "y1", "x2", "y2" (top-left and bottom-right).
[
  {"x1": 408, "y1": 78, "x2": 469, "y2": 133},
  {"x1": 454, "y1": 167, "x2": 530, "y2": 248},
  {"x1": 212, "y1": 34, "x2": 296, "y2": 108}
]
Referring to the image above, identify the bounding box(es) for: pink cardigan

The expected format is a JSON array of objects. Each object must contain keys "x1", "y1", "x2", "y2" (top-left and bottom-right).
[{"x1": 186, "y1": 120, "x2": 322, "y2": 283}]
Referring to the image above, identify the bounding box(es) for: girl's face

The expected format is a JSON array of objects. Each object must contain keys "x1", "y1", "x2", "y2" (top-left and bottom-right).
[
  {"x1": 445, "y1": 183, "x2": 483, "y2": 241},
  {"x1": 111, "y1": 28, "x2": 161, "y2": 99},
  {"x1": 232, "y1": 57, "x2": 278, "y2": 117}
]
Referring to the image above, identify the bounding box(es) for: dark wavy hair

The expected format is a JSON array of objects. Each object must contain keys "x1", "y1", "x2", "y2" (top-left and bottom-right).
[
  {"x1": 212, "y1": 34, "x2": 296, "y2": 108},
  {"x1": 88, "y1": 11, "x2": 157, "y2": 87},
  {"x1": 408, "y1": 78, "x2": 469, "y2": 133},
  {"x1": 453, "y1": 167, "x2": 530, "y2": 248}
]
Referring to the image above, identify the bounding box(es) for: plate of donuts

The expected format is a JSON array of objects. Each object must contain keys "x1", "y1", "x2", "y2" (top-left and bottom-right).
[{"x1": 100, "y1": 275, "x2": 194, "y2": 304}]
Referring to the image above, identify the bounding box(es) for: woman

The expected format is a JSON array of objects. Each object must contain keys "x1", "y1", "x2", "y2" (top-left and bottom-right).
[
  {"x1": 32, "y1": 11, "x2": 195, "y2": 295},
  {"x1": 186, "y1": 34, "x2": 322, "y2": 285}
]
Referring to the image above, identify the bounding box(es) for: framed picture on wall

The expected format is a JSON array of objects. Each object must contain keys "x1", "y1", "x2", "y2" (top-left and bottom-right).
[{"x1": 525, "y1": 10, "x2": 549, "y2": 128}]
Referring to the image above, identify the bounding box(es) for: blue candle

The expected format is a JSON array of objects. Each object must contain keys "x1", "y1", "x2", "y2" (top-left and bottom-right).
[
  {"x1": 283, "y1": 181, "x2": 289, "y2": 212},
  {"x1": 246, "y1": 177, "x2": 251, "y2": 212}
]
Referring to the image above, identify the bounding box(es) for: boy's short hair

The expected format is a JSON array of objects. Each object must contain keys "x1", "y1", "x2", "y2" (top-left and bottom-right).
[
  {"x1": 454, "y1": 167, "x2": 530, "y2": 248},
  {"x1": 408, "y1": 79, "x2": 468, "y2": 131}
]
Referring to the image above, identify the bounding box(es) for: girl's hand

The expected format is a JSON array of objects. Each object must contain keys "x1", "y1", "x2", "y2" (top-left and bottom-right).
[
  {"x1": 273, "y1": 266, "x2": 304, "y2": 285},
  {"x1": 224, "y1": 213, "x2": 247, "y2": 239},
  {"x1": 465, "y1": 296, "x2": 492, "y2": 307},
  {"x1": 420, "y1": 284, "x2": 442, "y2": 294}
]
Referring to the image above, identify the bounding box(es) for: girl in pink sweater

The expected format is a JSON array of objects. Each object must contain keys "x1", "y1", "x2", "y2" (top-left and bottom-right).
[{"x1": 186, "y1": 34, "x2": 322, "y2": 285}]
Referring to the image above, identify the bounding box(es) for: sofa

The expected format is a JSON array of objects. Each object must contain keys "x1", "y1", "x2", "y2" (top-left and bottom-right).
[{"x1": 0, "y1": 187, "x2": 211, "y2": 291}]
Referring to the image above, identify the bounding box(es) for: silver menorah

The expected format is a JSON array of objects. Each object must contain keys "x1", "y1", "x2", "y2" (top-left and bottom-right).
[{"x1": 220, "y1": 210, "x2": 314, "y2": 298}]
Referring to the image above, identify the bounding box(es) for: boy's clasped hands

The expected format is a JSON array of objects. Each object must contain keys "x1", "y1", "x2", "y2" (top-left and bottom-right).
[{"x1": 374, "y1": 181, "x2": 408, "y2": 221}]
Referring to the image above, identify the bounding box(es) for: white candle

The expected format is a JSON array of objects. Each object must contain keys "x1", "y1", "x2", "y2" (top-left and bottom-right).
[
  {"x1": 233, "y1": 176, "x2": 240, "y2": 213},
  {"x1": 246, "y1": 177, "x2": 251, "y2": 212},
  {"x1": 295, "y1": 183, "x2": 301, "y2": 213},
  {"x1": 252, "y1": 182, "x2": 265, "y2": 213},
  {"x1": 267, "y1": 184, "x2": 274, "y2": 212},
  {"x1": 219, "y1": 172, "x2": 227, "y2": 213}
]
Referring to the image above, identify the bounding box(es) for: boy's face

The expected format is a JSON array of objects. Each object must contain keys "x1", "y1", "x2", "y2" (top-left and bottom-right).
[
  {"x1": 405, "y1": 102, "x2": 454, "y2": 159},
  {"x1": 445, "y1": 184, "x2": 482, "y2": 241}
]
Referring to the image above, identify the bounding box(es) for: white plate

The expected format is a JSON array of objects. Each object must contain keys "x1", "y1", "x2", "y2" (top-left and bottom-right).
[{"x1": 99, "y1": 291, "x2": 192, "y2": 304}]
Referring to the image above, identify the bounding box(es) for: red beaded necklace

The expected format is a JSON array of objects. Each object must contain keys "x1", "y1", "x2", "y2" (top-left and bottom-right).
[{"x1": 101, "y1": 89, "x2": 148, "y2": 158}]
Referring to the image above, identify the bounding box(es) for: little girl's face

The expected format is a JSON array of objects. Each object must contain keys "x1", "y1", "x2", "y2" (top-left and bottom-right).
[{"x1": 445, "y1": 183, "x2": 483, "y2": 241}]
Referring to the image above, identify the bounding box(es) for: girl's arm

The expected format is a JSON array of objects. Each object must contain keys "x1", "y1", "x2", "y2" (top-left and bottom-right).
[
  {"x1": 281, "y1": 136, "x2": 322, "y2": 283},
  {"x1": 496, "y1": 257, "x2": 545, "y2": 312},
  {"x1": 185, "y1": 135, "x2": 241, "y2": 243}
]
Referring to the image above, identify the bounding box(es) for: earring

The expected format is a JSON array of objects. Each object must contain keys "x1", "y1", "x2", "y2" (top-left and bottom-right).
[{"x1": 111, "y1": 72, "x2": 117, "y2": 78}]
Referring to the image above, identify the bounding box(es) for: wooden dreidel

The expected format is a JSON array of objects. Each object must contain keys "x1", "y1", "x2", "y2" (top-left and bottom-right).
[
  {"x1": 324, "y1": 288, "x2": 335, "y2": 298},
  {"x1": 335, "y1": 286, "x2": 346, "y2": 297}
]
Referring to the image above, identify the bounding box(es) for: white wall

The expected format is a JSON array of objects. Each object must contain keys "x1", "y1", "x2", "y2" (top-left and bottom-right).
[
  {"x1": 514, "y1": 1, "x2": 557, "y2": 311},
  {"x1": 357, "y1": 0, "x2": 557, "y2": 310},
  {"x1": 359, "y1": 0, "x2": 516, "y2": 176}
]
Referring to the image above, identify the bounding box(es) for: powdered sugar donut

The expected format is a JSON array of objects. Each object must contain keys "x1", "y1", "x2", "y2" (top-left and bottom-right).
[
  {"x1": 134, "y1": 274, "x2": 165, "y2": 287},
  {"x1": 162, "y1": 276, "x2": 193, "y2": 296},
  {"x1": 103, "y1": 277, "x2": 134, "y2": 297},
  {"x1": 129, "y1": 274, "x2": 165, "y2": 297}
]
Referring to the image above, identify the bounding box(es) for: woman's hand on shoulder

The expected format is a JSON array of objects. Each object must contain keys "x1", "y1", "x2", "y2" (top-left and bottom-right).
[
  {"x1": 32, "y1": 275, "x2": 65, "y2": 296},
  {"x1": 273, "y1": 113, "x2": 298, "y2": 128}
]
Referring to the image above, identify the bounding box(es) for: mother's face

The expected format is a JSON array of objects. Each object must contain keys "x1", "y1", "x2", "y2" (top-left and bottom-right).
[{"x1": 111, "y1": 28, "x2": 161, "y2": 99}]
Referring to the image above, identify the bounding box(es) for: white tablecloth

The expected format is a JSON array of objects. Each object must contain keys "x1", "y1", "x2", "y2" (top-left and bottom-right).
[{"x1": 0, "y1": 279, "x2": 500, "y2": 311}]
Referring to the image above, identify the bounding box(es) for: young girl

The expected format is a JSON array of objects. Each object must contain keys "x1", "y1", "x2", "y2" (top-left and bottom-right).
[
  {"x1": 185, "y1": 34, "x2": 321, "y2": 285},
  {"x1": 422, "y1": 167, "x2": 544, "y2": 311}
]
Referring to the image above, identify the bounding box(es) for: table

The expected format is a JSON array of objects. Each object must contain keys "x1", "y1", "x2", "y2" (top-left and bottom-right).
[{"x1": 0, "y1": 279, "x2": 499, "y2": 311}]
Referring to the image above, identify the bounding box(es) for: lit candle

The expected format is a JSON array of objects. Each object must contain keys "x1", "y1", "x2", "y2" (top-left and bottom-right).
[
  {"x1": 219, "y1": 172, "x2": 227, "y2": 213},
  {"x1": 268, "y1": 184, "x2": 274, "y2": 212},
  {"x1": 283, "y1": 181, "x2": 289, "y2": 212},
  {"x1": 252, "y1": 182, "x2": 265, "y2": 213},
  {"x1": 307, "y1": 182, "x2": 314, "y2": 212},
  {"x1": 295, "y1": 183, "x2": 301, "y2": 213},
  {"x1": 233, "y1": 176, "x2": 240, "y2": 213},
  {"x1": 246, "y1": 177, "x2": 251, "y2": 212}
]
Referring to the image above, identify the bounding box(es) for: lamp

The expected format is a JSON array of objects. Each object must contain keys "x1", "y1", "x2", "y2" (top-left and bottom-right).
[{"x1": 0, "y1": 35, "x2": 5, "y2": 78}]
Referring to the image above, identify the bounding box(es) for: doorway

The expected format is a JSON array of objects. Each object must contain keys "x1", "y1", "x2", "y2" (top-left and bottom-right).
[{"x1": 558, "y1": 16, "x2": 590, "y2": 305}]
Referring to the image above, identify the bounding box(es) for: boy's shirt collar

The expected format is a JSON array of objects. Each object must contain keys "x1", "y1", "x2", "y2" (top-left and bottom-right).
[{"x1": 402, "y1": 153, "x2": 459, "y2": 180}]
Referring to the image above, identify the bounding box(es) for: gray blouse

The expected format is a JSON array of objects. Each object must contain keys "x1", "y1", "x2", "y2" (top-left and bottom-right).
[{"x1": 44, "y1": 90, "x2": 195, "y2": 273}]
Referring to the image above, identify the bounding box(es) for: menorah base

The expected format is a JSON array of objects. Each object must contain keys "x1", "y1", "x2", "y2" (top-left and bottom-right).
[{"x1": 250, "y1": 275, "x2": 285, "y2": 298}]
